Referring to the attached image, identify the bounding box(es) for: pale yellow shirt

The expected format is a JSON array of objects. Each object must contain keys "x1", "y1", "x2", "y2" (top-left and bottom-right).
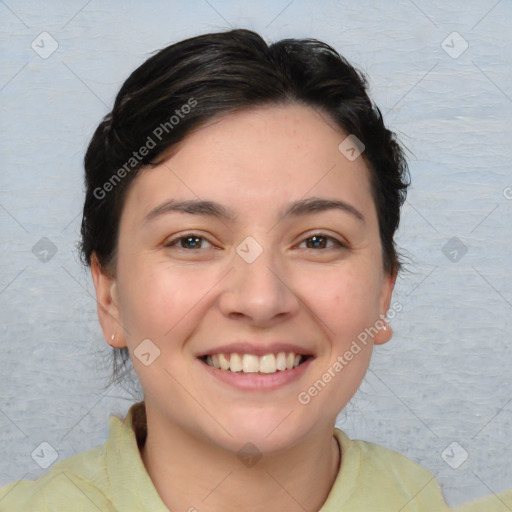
[{"x1": 0, "y1": 402, "x2": 507, "y2": 511}]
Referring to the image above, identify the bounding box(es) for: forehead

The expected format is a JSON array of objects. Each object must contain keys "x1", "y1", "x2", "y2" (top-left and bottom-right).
[{"x1": 122, "y1": 104, "x2": 375, "y2": 225}]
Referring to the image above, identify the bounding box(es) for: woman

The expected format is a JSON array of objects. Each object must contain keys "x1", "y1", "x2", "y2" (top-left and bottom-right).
[{"x1": 1, "y1": 28, "x2": 506, "y2": 512}]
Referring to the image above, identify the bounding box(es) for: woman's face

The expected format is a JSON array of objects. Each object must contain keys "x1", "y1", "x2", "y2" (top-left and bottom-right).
[{"x1": 93, "y1": 104, "x2": 395, "y2": 453}]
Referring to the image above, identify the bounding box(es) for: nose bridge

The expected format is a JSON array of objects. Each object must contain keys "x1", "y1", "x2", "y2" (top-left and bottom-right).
[
  {"x1": 236, "y1": 237, "x2": 278, "y2": 288},
  {"x1": 220, "y1": 234, "x2": 298, "y2": 323}
]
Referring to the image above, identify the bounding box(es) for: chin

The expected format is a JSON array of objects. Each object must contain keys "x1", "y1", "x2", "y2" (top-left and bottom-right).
[{"x1": 207, "y1": 410, "x2": 314, "y2": 455}]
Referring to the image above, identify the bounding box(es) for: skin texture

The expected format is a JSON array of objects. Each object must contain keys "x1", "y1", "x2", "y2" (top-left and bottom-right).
[{"x1": 91, "y1": 104, "x2": 396, "y2": 512}]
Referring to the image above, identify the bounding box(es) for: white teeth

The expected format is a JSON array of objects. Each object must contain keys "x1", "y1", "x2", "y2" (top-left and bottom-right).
[
  {"x1": 229, "y1": 353, "x2": 243, "y2": 372},
  {"x1": 219, "y1": 353, "x2": 230, "y2": 370},
  {"x1": 259, "y1": 354, "x2": 276, "y2": 374},
  {"x1": 276, "y1": 352, "x2": 287, "y2": 371},
  {"x1": 203, "y1": 352, "x2": 305, "y2": 373},
  {"x1": 242, "y1": 354, "x2": 259, "y2": 373}
]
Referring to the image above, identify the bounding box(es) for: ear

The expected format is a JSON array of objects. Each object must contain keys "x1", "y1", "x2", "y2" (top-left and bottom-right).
[
  {"x1": 90, "y1": 252, "x2": 126, "y2": 348},
  {"x1": 374, "y1": 264, "x2": 398, "y2": 346}
]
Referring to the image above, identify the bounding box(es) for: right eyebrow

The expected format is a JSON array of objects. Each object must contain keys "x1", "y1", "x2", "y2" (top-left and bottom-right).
[{"x1": 143, "y1": 199, "x2": 237, "y2": 225}]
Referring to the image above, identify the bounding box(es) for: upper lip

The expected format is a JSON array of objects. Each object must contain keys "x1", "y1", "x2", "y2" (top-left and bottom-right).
[{"x1": 196, "y1": 342, "x2": 315, "y2": 358}]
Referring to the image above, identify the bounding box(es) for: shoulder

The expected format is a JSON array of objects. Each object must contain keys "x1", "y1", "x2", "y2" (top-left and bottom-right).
[
  {"x1": 341, "y1": 430, "x2": 436, "y2": 477},
  {"x1": 328, "y1": 429, "x2": 450, "y2": 511},
  {"x1": 0, "y1": 403, "x2": 154, "y2": 512},
  {"x1": 0, "y1": 443, "x2": 113, "y2": 512}
]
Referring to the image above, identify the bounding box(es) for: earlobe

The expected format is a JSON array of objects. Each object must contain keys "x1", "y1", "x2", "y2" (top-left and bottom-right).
[
  {"x1": 90, "y1": 253, "x2": 127, "y2": 348},
  {"x1": 374, "y1": 320, "x2": 393, "y2": 345}
]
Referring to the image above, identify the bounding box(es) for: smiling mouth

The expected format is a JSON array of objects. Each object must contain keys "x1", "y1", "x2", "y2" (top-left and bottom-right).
[{"x1": 199, "y1": 352, "x2": 310, "y2": 374}]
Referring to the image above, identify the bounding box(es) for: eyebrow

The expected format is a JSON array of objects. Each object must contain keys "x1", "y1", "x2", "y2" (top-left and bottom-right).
[{"x1": 143, "y1": 196, "x2": 365, "y2": 224}]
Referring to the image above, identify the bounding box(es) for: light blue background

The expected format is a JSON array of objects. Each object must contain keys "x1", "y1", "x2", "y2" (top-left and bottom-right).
[{"x1": 0, "y1": 0, "x2": 511, "y2": 507}]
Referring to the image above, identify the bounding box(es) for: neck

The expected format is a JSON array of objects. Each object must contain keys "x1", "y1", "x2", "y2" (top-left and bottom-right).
[{"x1": 140, "y1": 409, "x2": 341, "y2": 512}]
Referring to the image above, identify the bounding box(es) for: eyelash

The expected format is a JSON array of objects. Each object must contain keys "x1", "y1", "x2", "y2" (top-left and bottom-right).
[{"x1": 164, "y1": 232, "x2": 347, "y2": 251}]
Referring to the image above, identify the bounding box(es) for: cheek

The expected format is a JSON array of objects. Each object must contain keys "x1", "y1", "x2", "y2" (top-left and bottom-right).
[
  {"x1": 298, "y1": 263, "x2": 382, "y2": 341},
  {"x1": 117, "y1": 260, "x2": 210, "y2": 345}
]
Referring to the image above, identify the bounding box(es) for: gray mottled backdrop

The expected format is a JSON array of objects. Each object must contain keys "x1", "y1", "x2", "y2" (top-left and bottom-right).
[{"x1": 0, "y1": 0, "x2": 511, "y2": 508}]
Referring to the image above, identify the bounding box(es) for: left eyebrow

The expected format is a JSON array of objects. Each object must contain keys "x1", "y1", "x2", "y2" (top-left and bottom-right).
[
  {"x1": 281, "y1": 197, "x2": 365, "y2": 223},
  {"x1": 142, "y1": 196, "x2": 365, "y2": 225}
]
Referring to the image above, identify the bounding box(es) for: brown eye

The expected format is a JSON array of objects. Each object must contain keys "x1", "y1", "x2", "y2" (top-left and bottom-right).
[{"x1": 165, "y1": 234, "x2": 213, "y2": 250}]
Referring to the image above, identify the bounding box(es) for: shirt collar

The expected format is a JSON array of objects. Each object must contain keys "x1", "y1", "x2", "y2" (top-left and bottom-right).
[
  {"x1": 105, "y1": 401, "x2": 169, "y2": 511},
  {"x1": 105, "y1": 401, "x2": 355, "y2": 511}
]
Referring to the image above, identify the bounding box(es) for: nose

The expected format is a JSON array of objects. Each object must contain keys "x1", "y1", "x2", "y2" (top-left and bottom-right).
[{"x1": 218, "y1": 239, "x2": 300, "y2": 327}]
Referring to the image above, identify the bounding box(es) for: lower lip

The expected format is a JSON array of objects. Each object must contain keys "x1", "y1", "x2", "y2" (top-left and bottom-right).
[{"x1": 199, "y1": 357, "x2": 313, "y2": 391}]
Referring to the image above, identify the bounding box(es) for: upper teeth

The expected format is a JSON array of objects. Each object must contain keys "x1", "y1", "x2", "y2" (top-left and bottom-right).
[{"x1": 204, "y1": 352, "x2": 303, "y2": 373}]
